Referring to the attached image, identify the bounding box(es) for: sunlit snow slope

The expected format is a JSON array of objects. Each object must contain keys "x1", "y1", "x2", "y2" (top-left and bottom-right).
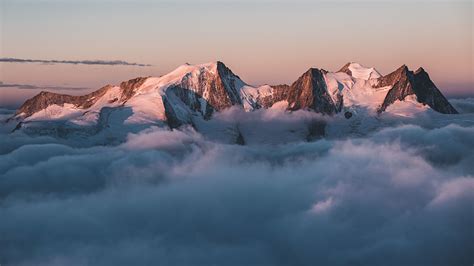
[{"x1": 7, "y1": 61, "x2": 458, "y2": 144}]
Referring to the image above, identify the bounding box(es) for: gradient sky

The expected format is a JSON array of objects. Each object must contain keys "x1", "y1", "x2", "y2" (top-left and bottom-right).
[{"x1": 0, "y1": 0, "x2": 473, "y2": 107}]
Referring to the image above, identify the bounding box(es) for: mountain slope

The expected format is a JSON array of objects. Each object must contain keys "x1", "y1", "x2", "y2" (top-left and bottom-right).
[
  {"x1": 376, "y1": 65, "x2": 458, "y2": 114},
  {"x1": 13, "y1": 62, "x2": 260, "y2": 126},
  {"x1": 9, "y1": 61, "x2": 458, "y2": 141},
  {"x1": 286, "y1": 68, "x2": 342, "y2": 114}
]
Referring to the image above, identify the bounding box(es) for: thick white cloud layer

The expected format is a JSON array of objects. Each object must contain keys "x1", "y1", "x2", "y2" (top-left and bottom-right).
[{"x1": 0, "y1": 102, "x2": 473, "y2": 266}]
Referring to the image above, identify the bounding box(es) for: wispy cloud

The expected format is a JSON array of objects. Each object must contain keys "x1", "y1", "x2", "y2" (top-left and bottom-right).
[
  {"x1": 0, "y1": 81, "x2": 90, "y2": 91},
  {"x1": 0, "y1": 57, "x2": 152, "y2": 67}
]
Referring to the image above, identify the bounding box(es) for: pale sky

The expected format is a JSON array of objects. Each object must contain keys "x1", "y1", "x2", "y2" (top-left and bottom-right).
[{"x1": 0, "y1": 0, "x2": 473, "y2": 107}]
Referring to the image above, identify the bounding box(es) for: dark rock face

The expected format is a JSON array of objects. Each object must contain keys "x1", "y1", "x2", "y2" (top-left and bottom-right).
[
  {"x1": 376, "y1": 65, "x2": 457, "y2": 114},
  {"x1": 119, "y1": 77, "x2": 148, "y2": 103},
  {"x1": 376, "y1": 65, "x2": 411, "y2": 88},
  {"x1": 162, "y1": 96, "x2": 188, "y2": 128},
  {"x1": 412, "y1": 68, "x2": 458, "y2": 114},
  {"x1": 215, "y1": 61, "x2": 243, "y2": 107},
  {"x1": 171, "y1": 61, "x2": 243, "y2": 119},
  {"x1": 286, "y1": 68, "x2": 340, "y2": 115},
  {"x1": 376, "y1": 65, "x2": 415, "y2": 113}
]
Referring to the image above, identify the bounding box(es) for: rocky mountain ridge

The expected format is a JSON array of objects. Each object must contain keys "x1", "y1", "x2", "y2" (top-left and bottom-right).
[{"x1": 10, "y1": 61, "x2": 458, "y2": 135}]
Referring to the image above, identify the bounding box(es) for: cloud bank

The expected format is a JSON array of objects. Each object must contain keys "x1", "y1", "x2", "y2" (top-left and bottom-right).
[
  {"x1": 0, "y1": 82, "x2": 91, "y2": 91},
  {"x1": 0, "y1": 57, "x2": 152, "y2": 67},
  {"x1": 0, "y1": 106, "x2": 473, "y2": 266},
  {"x1": 450, "y1": 97, "x2": 474, "y2": 114}
]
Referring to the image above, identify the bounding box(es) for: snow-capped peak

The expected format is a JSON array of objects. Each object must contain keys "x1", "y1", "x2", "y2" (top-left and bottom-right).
[
  {"x1": 177, "y1": 61, "x2": 219, "y2": 73},
  {"x1": 154, "y1": 61, "x2": 221, "y2": 89},
  {"x1": 339, "y1": 62, "x2": 381, "y2": 80},
  {"x1": 12, "y1": 61, "x2": 458, "y2": 138}
]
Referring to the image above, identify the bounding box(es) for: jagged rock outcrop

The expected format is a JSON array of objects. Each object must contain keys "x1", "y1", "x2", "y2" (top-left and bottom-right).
[
  {"x1": 376, "y1": 65, "x2": 457, "y2": 114},
  {"x1": 376, "y1": 65, "x2": 415, "y2": 112},
  {"x1": 412, "y1": 68, "x2": 458, "y2": 114},
  {"x1": 12, "y1": 61, "x2": 458, "y2": 136},
  {"x1": 168, "y1": 61, "x2": 243, "y2": 119},
  {"x1": 286, "y1": 68, "x2": 341, "y2": 114},
  {"x1": 119, "y1": 77, "x2": 148, "y2": 102}
]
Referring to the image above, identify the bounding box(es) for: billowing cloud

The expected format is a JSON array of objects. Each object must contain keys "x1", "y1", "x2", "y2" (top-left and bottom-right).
[
  {"x1": 450, "y1": 97, "x2": 474, "y2": 114},
  {"x1": 0, "y1": 57, "x2": 152, "y2": 67},
  {"x1": 0, "y1": 107, "x2": 472, "y2": 266}
]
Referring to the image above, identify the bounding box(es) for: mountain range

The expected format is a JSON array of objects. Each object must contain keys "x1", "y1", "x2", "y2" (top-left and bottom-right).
[{"x1": 6, "y1": 61, "x2": 458, "y2": 144}]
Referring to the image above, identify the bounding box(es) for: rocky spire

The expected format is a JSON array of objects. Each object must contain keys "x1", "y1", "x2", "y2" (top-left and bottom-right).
[
  {"x1": 376, "y1": 65, "x2": 457, "y2": 114},
  {"x1": 286, "y1": 68, "x2": 340, "y2": 115}
]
